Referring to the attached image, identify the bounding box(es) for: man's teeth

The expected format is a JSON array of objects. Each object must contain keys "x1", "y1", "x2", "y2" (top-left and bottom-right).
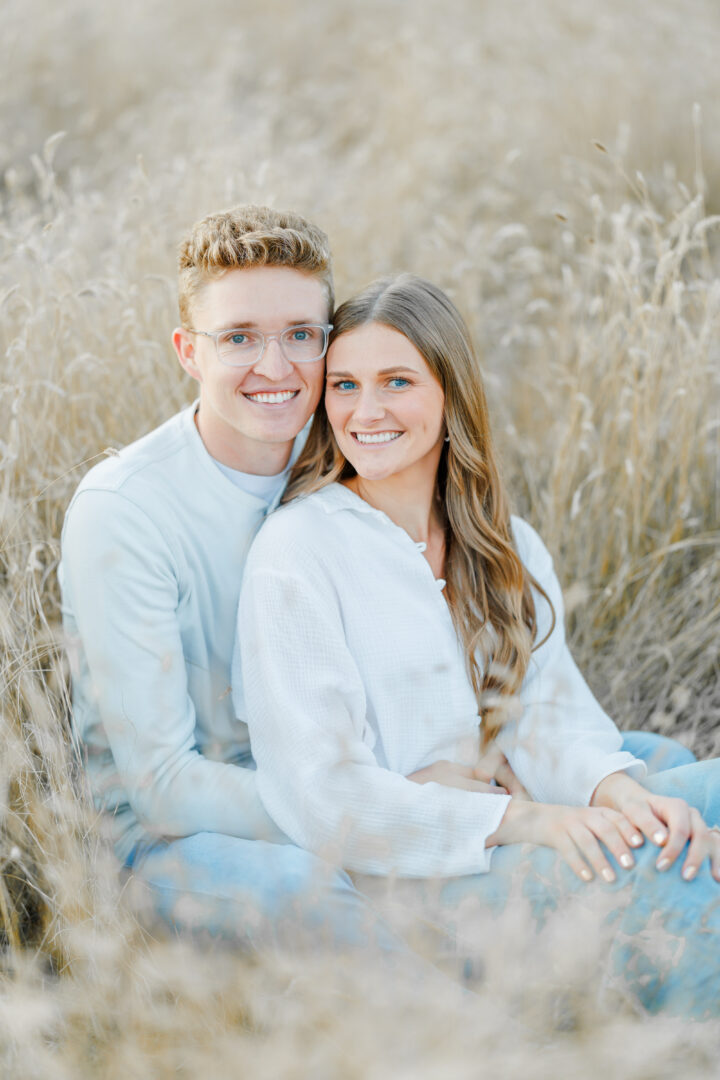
[
  {"x1": 246, "y1": 390, "x2": 298, "y2": 404},
  {"x1": 354, "y1": 432, "x2": 403, "y2": 444}
]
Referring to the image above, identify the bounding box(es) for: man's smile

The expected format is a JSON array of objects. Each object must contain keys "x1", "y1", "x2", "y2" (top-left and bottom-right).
[{"x1": 242, "y1": 389, "x2": 301, "y2": 405}]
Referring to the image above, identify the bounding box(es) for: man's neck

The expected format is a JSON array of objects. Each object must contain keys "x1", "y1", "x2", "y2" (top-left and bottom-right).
[{"x1": 194, "y1": 405, "x2": 292, "y2": 476}]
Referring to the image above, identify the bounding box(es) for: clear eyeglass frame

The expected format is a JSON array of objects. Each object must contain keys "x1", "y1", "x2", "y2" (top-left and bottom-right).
[{"x1": 187, "y1": 323, "x2": 334, "y2": 368}]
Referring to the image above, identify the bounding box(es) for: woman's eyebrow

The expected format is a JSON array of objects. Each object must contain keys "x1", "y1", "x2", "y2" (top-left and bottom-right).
[{"x1": 326, "y1": 366, "x2": 418, "y2": 378}]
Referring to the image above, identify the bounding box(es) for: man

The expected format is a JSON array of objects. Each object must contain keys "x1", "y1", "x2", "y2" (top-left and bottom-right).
[{"x1": 60, "y1": 205, "x2": 399, "y2": 949}]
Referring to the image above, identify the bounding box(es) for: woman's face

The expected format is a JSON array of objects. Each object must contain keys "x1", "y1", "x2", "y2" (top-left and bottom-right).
[{"x1": 325, "y1": 322, "x2": 446, "y2": 483}]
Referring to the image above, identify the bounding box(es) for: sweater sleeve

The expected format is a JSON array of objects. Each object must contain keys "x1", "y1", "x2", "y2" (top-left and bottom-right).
[
  {"x1": 233, "y1": 543, "x2": 511, "y2": 878},
  {"x1": 495, "y1": 519, "x2": 646, "y2": 805},
  {"x1": 61, "y1": 488, "x2": 287, "y2": 843}
]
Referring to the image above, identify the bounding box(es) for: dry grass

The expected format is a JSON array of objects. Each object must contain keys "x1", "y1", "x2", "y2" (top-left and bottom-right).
[{"x1": 1, "y1": 0, "x2": 720, "y2": 1073}]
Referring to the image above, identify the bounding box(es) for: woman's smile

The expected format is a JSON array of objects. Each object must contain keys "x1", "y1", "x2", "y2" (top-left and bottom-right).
[{"x1": 351, "y1": 430, "x2": 404, "y2": 445}]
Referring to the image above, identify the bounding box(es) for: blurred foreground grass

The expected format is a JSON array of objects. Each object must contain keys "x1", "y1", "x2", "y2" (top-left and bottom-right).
[{"x1": 1, "y1": 0, "x2": 719, "y2": 1074}]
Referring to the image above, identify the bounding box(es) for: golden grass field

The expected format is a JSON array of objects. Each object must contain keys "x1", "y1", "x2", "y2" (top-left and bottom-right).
[{"x1": 1, "y1": 0, "x2": 719, "y2": 1074}]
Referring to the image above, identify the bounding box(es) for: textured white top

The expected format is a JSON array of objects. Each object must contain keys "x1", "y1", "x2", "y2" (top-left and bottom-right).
[
  {"x1": 233, "y1": 482, "x2": 645, "y2": 878},
  {"x1": 59, "y1": 403, "x2": 305, "y2": 863}
]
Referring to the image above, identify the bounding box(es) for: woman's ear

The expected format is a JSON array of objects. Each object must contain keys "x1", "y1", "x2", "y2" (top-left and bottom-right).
[{"x1": 172, "y1": 328, "x2": 202, "y2": 383}]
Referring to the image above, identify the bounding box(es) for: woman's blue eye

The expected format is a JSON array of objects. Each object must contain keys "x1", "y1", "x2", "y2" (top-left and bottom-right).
[
  {"x1": 389, "y1": 377, "x2": 410, "y2": 388},
  {"x1": 333, "y1": 380, "x2": 357, "y2": 391}
]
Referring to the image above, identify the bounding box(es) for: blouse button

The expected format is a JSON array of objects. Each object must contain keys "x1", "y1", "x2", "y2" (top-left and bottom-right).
[
  {"x1": 436, "y1": 578, "x2": 447, "y2": 590},
  {"x1": 415, "y1": 541, "x2": 427, "y2": 552}
]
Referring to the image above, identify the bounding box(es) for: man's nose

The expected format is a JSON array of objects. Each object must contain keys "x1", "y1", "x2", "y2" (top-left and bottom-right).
[{"x1": 252, "y1": 338, "x2": 294, "y2": 381}]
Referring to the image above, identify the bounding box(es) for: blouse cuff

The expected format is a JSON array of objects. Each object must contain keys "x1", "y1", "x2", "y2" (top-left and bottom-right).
[{"x1": 580, "y1": 753, "x2": 647, "y2": 807}]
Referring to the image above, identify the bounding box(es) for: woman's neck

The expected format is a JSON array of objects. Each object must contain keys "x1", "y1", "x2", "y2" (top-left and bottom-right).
[{"x1": 344, "y1": 458, "x2": 443, "y2": 546}]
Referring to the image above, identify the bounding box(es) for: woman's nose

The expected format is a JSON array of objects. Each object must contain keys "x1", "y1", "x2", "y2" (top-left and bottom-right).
[{"x1": 351, "y1": 388, "x2": 386, "y2": 424}]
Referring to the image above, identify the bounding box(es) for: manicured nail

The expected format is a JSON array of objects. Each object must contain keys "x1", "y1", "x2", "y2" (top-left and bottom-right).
[
  {"x1": 601, "y1": 868, "x2": 615, "y2": 883},
  {"x1": 682, "y1": 866, "x2": 697, "y2": 881},
  {"x1": 653, "y1": 831, "x2": 667, "y2": 845},
  {"x1": 630, "y1": 834, "x2": 643, "y2": 846},
  {"x1": 580, "y1": 869, "x2": 592, "y2": 882},
  {"x1": 619, "y1": 854, "x2": 634, "y2": 869},
  {"x1": 657, "y1": 858, "x2": 670, "y2": 871}
]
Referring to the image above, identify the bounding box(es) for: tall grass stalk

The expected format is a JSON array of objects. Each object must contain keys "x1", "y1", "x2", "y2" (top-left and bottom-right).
[{"x1": 1, "y1": 0, "x2": 719, "y2": 1073}]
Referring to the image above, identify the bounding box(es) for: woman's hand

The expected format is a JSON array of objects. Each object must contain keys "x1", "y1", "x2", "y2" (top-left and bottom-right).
[
  {"x1": 592, "y1": 772, "x2": 720, "y2": 882},
  {"x1": 486, "y1": 799, "x2": 640, "y2": 884}
]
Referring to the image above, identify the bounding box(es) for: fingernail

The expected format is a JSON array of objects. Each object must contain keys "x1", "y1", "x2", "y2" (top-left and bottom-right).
[
  {"x1": 581, "y1": 869, "x2": 592, "y2": 882},
  {"x1": 657, "y1": 858, "x2": 670, "y2": 871},
  {"x1": 619, "y1": 854, "x2": 634, "y2": 869},
  {"x1": 683, "y1": 866, "x2": 697, "y2": 881},
  {"x1": 601, "y1": 868, "x2": 615, "y2": 883},
  {"x1": 630, "y1": 834, "x2": 643, "y2": 846},
  {"x1": 653, "y1": 831, "x2": 667, "y2": 845}
]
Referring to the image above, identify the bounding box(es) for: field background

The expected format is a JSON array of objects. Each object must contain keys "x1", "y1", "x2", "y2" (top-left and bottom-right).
[{"x1": 1, "y1": 0, "x2": 719, "y2": 1074}]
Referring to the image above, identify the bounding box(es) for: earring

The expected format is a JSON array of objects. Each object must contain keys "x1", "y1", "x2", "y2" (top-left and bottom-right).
[{"x1": 444, "y1": 435, "x2": 450, "y2": 443}]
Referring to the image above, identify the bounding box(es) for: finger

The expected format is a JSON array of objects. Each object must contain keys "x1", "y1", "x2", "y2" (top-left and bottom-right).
[
  {"x1": 592, "y1": 815, "x2": 636, "y2": 872},
  {"x1": 494, "y1": 762, "x2": 529, "y2": 797},
  {"x1": 654, "y1": 800, "x2": 691, "y2": 871},
  {"x1": 680, "y1": 811, "x2": 708, "y2": 882},
  {"x1": 711, "y1": 833, "x2": 720, "y2": 883},
  {"x1": 611, "y1": 812, "x2": 646, "y2": 853},
  {"x1": 557, "y1": 836, "x2": 595, "y2": 884},
  {"x1": 442, "y1": 777, "x2": 509, "y2": 794},
  {"x1": 620, "y1": 803, "x2": 668, "y2": 849},
  {"x1": 569, "y1": 825, "x2": 617, "y2": 884}
]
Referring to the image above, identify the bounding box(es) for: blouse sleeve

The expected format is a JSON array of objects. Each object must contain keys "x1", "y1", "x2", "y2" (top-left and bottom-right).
[
  {"x1": 495, "y1": 518, "x2": 646, "y2": 805},
  {"x1": 232, "y1": 531, "x2": 511, "y2": 878}
]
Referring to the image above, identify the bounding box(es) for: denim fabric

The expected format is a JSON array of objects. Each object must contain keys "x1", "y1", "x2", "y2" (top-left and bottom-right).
[
  {"x1": 436, "y1": 733, "x2": 720, "y2": 1017},
  {"x1": 127, "y1": 731, "x2": 718, "y2": 1015}
]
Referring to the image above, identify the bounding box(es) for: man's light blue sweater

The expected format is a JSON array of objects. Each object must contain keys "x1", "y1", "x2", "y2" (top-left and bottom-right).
[{"x1": 59, "y1": 403, "x2": 294, "y2": 863}]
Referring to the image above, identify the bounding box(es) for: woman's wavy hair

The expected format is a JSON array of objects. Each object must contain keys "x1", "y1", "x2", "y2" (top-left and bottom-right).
[{"x1": 284, "y1": 274, "x2": 555, "y2": 744}]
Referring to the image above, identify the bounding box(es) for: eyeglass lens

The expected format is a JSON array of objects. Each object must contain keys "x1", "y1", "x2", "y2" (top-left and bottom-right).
[{"x1": 216, "y1": 325, "x2": 328, "y2": 366}]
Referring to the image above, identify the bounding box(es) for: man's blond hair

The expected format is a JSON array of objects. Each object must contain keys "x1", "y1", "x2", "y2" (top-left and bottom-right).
[{"x1": 178, "y1": 205, "x2": 333, "y2": 326}]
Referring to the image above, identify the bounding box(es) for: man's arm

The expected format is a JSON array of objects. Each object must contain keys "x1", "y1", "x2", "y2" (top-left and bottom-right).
[{"x1": 61, "y1": 488, "x2": 287, "y2": 843}]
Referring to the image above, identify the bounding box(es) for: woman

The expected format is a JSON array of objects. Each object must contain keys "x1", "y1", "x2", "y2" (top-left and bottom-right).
[{"x1": 232, "y1": 274, "x2": 720, "y2": 1013}]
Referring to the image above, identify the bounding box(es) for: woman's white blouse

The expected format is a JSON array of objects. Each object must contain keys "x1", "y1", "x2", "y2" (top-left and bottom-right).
[{"x1": 232, "y1": 483, "x2": 644, "y2": 878}]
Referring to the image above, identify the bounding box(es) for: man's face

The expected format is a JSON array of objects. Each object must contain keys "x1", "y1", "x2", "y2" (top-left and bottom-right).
[{"x1": 173, "y1": 265, "x2": 329, "y2": 469}]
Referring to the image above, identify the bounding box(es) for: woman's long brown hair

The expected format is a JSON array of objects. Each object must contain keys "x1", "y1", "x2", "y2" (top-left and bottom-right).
[{"x1": 284, "y1": 274, "x2": 555, "y2": 745}]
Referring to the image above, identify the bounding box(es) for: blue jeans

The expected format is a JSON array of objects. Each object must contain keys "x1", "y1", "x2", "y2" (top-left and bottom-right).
[
  {"x1": 128, "y1": 732, "x2": 715, "y2": 1013},
  {"x1": 436, "y1": 732, "x2": 720, "y2": 1017}
]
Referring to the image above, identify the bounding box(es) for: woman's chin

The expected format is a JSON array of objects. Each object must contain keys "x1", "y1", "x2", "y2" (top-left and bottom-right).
[{"x1": 347, "y1": 459, "x2": 399, "y2": 482}]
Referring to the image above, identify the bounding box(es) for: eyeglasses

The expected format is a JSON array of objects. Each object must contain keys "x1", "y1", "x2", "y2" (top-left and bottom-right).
[{"x1": 187, "y1": 323, "x2": 334, "y2": 367}]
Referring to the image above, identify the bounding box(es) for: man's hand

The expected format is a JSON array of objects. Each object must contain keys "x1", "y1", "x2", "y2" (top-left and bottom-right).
[
  {"x1": 407, "y1": 748, "x2": 529, "y2": 799},
  {"x1": 473, "y1": 744, "x2": 530, "y2": 799},
  {"x1": 407, "y1": 759, "x2": 509, "y2": 794},
  {"x1": 592, "y1": 772, "x2": 720, "y2": 882}
]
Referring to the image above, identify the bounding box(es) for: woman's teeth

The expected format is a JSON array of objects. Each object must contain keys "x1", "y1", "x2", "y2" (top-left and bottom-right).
[
  {"x1": 353, "y1": 432, "x2": 403, "y2": 444},
  {"x1": 245, "y1": 390, "x2": 298, "y2": 404}
]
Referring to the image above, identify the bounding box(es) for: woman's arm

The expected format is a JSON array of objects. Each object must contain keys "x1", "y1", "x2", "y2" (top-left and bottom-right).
[
  {"x1": 232, "y1": 531, "x2": 513, "y2": 878},
  {"x1": 494, "y1": 519, "x2": 646, "y2": 806}
]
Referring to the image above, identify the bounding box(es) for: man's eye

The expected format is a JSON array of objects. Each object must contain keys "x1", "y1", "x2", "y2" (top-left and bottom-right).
[
  {"x1": 227, "y1": 332, "x2": 252, "y2": 346},
  {"x1": 291, "y1": 328, "x2": 311, "y2": 341}
]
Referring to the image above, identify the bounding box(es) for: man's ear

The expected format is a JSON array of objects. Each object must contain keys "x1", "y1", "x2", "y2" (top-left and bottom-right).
[{"x1": 172, "y1": 327, "x2": 202, "y2": 382}]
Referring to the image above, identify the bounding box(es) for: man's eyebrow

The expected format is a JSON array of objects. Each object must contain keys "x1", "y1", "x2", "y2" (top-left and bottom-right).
[
  {"x1": 213, "y1": 318, "x2": 323, "y2": 332},
  {"x1": 326, "y1": 366, "x2": 419, "y2": 378}
]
